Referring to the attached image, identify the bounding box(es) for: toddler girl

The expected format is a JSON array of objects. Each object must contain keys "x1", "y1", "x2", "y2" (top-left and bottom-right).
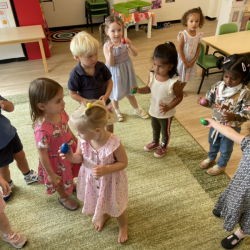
[
  {"x1": 177, "y1": 7, "x2": 205, "y2": 96},
  {"x1": 198, "y1": 55, "x2": 250, "y2": 175},
  {"x1": 60, "y1": 100, "x2": 128, "y2": 243},
  {"x1": 100, "y1": 15, "x2": 149, "y2": 122},
  {"x1": 203, "y1": 118, "x2": 250, "y2": 249},
  {"x1": 29, "y1": 78, "x2": 80, "y2": 210},
  {"x1": 132, "y1": 42, "x2": 183, "y2": 158}
]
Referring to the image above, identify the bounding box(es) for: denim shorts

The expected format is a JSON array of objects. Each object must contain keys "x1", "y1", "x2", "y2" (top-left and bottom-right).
[{"x1": 0, "y1": 133, "x2": 23, "y2": 168}]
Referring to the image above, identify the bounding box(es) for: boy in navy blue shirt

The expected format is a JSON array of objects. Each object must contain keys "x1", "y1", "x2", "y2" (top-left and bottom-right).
[
  {"x1": 68, "y1": 31, "x2": 118, "y2": 132},
  {"x1": 0, "y1": 96, "x2": 38, "y2": 201}
]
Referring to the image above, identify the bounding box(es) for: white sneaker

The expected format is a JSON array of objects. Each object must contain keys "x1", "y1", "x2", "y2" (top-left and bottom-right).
[
  {"x1": 134, "y1": 109, "x2": 149, "y2": 119},
  {"x1": 23, "y1": 169, "x2": 38, "y2": 185}
]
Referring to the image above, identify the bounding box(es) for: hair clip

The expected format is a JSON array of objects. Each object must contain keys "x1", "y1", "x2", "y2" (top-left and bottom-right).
[
  {"x1": 242, "y1": 63, "x2": 246, "y2": 72},
  {"x1": 87, "y1": 103, "x2": 92, "y2": 109},
  {"x1": 108, "y1": 106, "x2": 112, "y2": 111},
  {"x1": 165, "y1": 42, "x2": 170, "y2": 44},
  {"x1": 223, "y1": 59, "x2": 230, "y2": 64}
]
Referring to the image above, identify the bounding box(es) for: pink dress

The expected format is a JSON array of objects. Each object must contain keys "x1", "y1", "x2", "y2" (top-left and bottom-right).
[
  {"x1": 35, "y1": 111, "x2": 80, "y2": 195},
  {"x1": 77, "y1": 134, "x2": 128, "y2": 223}
]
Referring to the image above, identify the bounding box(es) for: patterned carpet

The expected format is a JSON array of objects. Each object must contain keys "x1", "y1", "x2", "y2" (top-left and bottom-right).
[{"x1": 1, "y1": 77, "x2": 248, "y2": 249}]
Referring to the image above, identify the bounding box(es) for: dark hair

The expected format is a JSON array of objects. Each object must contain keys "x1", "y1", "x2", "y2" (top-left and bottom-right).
[
  {"x1": 181, "y1": 7, "x2": 205, "y2": 28},
  {"x1": 29, "y1": 78, "x2": 63, "y2": 127},
  {"x1": 216, "y1": 54, "x2": 250, "y2": 85},
  {"x1": 99, "y1": 15, "x2": 124, "y2": 46},
  {"x1": 151, "y1": 42, "x2": 178, "y2": 78}
]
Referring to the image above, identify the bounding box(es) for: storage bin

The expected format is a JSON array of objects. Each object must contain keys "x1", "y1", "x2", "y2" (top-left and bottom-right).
[
  {"x1": 129, "y1": 0, "x2": 152, "y2": 11},
  {"x1": 112, "y1": 3, "x2": 138, "y2": 14}
]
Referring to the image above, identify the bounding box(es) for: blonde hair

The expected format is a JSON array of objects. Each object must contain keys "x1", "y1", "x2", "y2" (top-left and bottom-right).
[
  {"x1": 99, "y1": 15, "x2": 124, "y2": 46},
  {"x1": 29, "y1": 78, "x2": 63, "y2": 128},
  {"x1": 70, "y1": 31, "x2": 99, "y2": 57},
  {"x1": 70, "y1": 100, "x2": 113, "y2": 134}
]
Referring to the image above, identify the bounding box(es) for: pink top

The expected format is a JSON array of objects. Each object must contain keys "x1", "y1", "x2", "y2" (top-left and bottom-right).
[
  {"x1": 77, "y1": 134, "x2": 128, "y2": 223},
  {"x1": 35, "y1": 111, "x2": 80, "y2": 195}
]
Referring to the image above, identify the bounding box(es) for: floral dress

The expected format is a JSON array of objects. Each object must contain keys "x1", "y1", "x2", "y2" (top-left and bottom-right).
[
  {"x1": 77, "y1": 134, "x2": 128, "y2": 223},
  {"x1": 177, "y1": 30, "x2": 203, "y2": 82},
  {"x1": 35, "y1": 111, "x2": 80, "y2": 195}
]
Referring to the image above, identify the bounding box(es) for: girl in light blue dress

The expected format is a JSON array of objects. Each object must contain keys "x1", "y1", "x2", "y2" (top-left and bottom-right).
[
  {"x1": 177, "y1": 7, "x2": 205, "y2": 96},
  {"x1": 100, "y1": 15, "x2": 149, "y2": 122}
]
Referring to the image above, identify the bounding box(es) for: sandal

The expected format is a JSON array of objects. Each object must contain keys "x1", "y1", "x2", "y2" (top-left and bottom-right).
[
  {"x1": 115, "y1": 111, "x2": 123, "y2": 122},
  {"x1": 212, "y1": 209, "x2": 221, "y2": 218},
  {"x1": 58, "y1": 197, "x2": 78, "y2": 211},
  {"x1": 221, "y1": 233, "x2": 244, "y2": 249}
]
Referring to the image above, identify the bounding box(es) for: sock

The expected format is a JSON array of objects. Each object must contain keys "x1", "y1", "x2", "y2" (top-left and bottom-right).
[
  {"x1": 115, "y1": 109, "x2": 120, "y2": 114},
  {"x1": 23, "y1": 170, "x2": 31, "y2": 176},
  {"x1": 134, "y1": 108, "x2": 140, "y2": 113},
  {"x1": 234, "y1": 228, "x2": 246, "y2": 240}
]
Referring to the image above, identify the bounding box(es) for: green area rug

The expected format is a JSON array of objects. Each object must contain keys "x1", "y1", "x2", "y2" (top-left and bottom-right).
[{"x1": 1, "y1": 77, "x2": 249, "y2": 249}]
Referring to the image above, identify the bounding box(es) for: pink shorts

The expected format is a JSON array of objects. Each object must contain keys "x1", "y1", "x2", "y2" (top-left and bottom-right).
[{"x1": 0, "y1": 192, "x2": 6, "y2": 213}]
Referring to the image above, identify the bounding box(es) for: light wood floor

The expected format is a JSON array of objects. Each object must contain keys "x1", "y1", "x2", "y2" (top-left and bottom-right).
[{"x1": 0, "y1": 20, "x2": 246, "y2": 178}]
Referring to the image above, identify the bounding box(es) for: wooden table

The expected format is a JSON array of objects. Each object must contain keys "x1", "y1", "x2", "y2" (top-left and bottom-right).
[
  {"x1": 202, "y1": 30, "x2": 250, "y2": 56},
  {"x1": 0, "y1": 25, "x2": 49, "y2": 73}
]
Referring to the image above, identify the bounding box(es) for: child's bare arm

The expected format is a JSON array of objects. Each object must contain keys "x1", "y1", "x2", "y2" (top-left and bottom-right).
[
  {"x1": 178, "y1": 34, "x2": 190, "y2": 68},
  {"x1": 126, "y1": 38, "x2": 138, "y2": 57},
  {"x1": 132, "y1": 75, "x2": 151, "y2": 94},
  {"x1": 100, "y1": 78, "x2": 113, "y2": 103},
  {"x1": 0, "y1": 98, "x2": 14, "y2": 112},
  {"x1": 104, "y1": 41, "x2": 115, "y2": 67},
  {"x1": 190, "y1": 43, "x2": 201, "y2": 66},
  {"x1": 92, "y1": 143, "x2": 128, "y2": 178},
  {"x1": 69, "y1": 90, "x2": 87, "y2": 103}
]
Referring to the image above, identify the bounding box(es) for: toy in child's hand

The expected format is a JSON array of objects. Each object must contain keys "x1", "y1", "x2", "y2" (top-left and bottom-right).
[
  {"x1": 200, "y1": 98, "x2": 207, "y2": 105},
  {"x1": 121, "y1": 38, "x2": 126, "y2": 44},
  {"x1": 61, "y1": 143, "x2": 69, "y2": 154},
  {"x1": 57, "y1": 179, "x2": 61, "y2": 184},
  {"x1": 200, "y1": 117, "x2": 209, "y2": 125},
  {"x1": 131, "y1": 88, "x2": 137, "y2": 94}
]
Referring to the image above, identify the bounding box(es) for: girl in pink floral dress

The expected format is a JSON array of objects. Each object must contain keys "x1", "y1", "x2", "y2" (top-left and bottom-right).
[
  {"x1": 60, "y1": 100, "x2": 128, "y2": 243},
  {"x1": 29, "y1": 78, "x2": 80, "y2": 211},
  {"x1": 177, "y1": 7, "x2": 205, "y2": 96}
]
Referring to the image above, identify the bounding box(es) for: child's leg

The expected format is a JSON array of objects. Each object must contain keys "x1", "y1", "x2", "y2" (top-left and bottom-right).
[
  {"x1": 126, "y1": 95, "x2": 149, "y2": 119},
  {"x1": 0, "y1": 166, "x2": 11, "y2": 183},
  {"x1": 94, "y1": 214, "x2": 110, "y2": 232},
  {"x1": 154, "y1": 117, "x2": 172, "y2": 158},
  {"x1": 117, "y1": 210, "x2": 128, "y2": 243},
  {"x1": 0, "y1": 211, "x2": 11, "y2": 234},
  {"x1": 144, "y1": 117, "x2": 160, "y2": 151},
  {"x1": 57, "y1": 185, "x2": 78, "y2": 211},
  {"x1": 112, "y1": 99, "x2": 123, "y2": 122}
]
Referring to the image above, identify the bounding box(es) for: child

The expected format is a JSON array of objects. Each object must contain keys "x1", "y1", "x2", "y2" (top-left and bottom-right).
[
  {"x1": 198, "y1": 55, "x2": 250, "y2": 176},
  {"x1": 0, "y1": 96, "x2": 38, "y2": 202},
  {"x1": 100, "y1": 15, "x2": 149, "y2": 122},
  {"x1": 132, "y1": 42, "x2": 183, "y2": 158},
  {"x1": 60, "y1": 100, "x2": 128, "y2": 243},
  {"x1": 202, "y1": 118, "x2": 250, "y2": 249},
  {"x1": 68, "y1": 31, "x2": 118, "y2": 133},
  {"x1": 29, "y1": 78, "x2": 80, "y2": 211},
  {"x1": 177, "y1": 7, "x2": 205, "y2": 96},
  {"x1": 0, "y1": 174, "x2": 27, "y2": 248}
]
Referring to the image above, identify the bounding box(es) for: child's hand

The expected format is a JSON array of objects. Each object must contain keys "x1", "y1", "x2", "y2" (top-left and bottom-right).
[
  {"x1": 184, "y1": 62, "x2": 191, "y2": 69},
  {"x1": 58, "y1": 147, "x2": 73, "y2": 162},
  {"x1": 159, "y1": 102, "x2": 170, "y2": 115},
  {"x1": 202, "y1": 118, "x2": 215, "y2": 128},
  {"x1": 0, "y1": 100, "x2": 6, "y2": 110},
  {"x1": 107, "y1": 40, "x2": 114, "y2": 53},
  {"x1": 197, "y1": 97, "x2": 209, "y2": 107},
  {"x1": 99, "y1": 95, "x2": 107, "y2": 105},
  {"x1": 126, "y1": 38, "x2": 132, "y2": 48},
  {"x1": 0, "y1": 175, "x2": 10, "y2": 196},
  {"x1": 130, "y1": 86, "x2": 139, "y2": 94},
  {"x1": 221, "y1": 112, "x2": 235, "y2": 123},
  {"x1": 48, "y1": 173, "x2": 61, "y2": 186},
  {"x1": 92, "y1": 165, "x2": 107, "y2": 178}
]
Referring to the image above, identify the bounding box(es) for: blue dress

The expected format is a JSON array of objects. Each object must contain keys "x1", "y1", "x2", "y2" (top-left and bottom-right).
[{"x1": 105, "y1": 41, "x2": 137, "y2": 101}]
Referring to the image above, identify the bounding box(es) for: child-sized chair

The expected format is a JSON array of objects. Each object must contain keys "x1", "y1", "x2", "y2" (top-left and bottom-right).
[{"x1": 196, "y1": 43, "x2": 223, "y2": 94}]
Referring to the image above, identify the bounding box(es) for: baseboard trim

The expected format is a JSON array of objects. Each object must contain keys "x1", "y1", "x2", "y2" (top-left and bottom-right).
[
  {"x1": 0, "y1": 57, "x2": 26, "y2": 64},
  {"x1": 206, "y1": 16, "x2": 217, "y2": 21}
]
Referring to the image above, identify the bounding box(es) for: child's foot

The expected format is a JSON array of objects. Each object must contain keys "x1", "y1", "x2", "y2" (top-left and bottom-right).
[
  {"x1": 94, "y1": 214, "x2": 110, "y2": 232},
  {"x1": 199, "y1": 158, "x2": 215, "y2": 169},
  {"x1": 58, "y1": 196, "x2": 78, "y2": 211},
  {"x1": 23, "y1": 169, "x2": 38, "y2": 184},
  {"x1": 2, "y1": 230, "x2": 27, "y2": 249},
  {"x1": 134, "y1": 109, "x2": 149, "y2": 119},
  {"x1": 118, "y1": 224, "x2": 128, "y2": 243},
  {"x1": 2, "y1": 180, "x2": 14, "y2": 202},
  {"x1": 206, "y1": 165, "x2": 225, "y2": 176},
  {"x1": 154, "y1": 146, "x2": 168, "y2": 158},
  {"x1": 115, "y1": 110, "x2": 123, "y2": 122},
  {"x1": 144, "y1": 141, "x2": 159, "y2": 151}
]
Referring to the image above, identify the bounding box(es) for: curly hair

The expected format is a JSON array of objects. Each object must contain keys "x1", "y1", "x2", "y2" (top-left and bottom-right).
[{"x1": 181, "y1": 7, "x2": 205, "y2": 28}]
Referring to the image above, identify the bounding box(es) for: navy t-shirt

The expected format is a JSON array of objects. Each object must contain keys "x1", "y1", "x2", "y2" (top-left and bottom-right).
[{"x1": 68, "y1": 61, "x2": 112, "y2": 105}]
